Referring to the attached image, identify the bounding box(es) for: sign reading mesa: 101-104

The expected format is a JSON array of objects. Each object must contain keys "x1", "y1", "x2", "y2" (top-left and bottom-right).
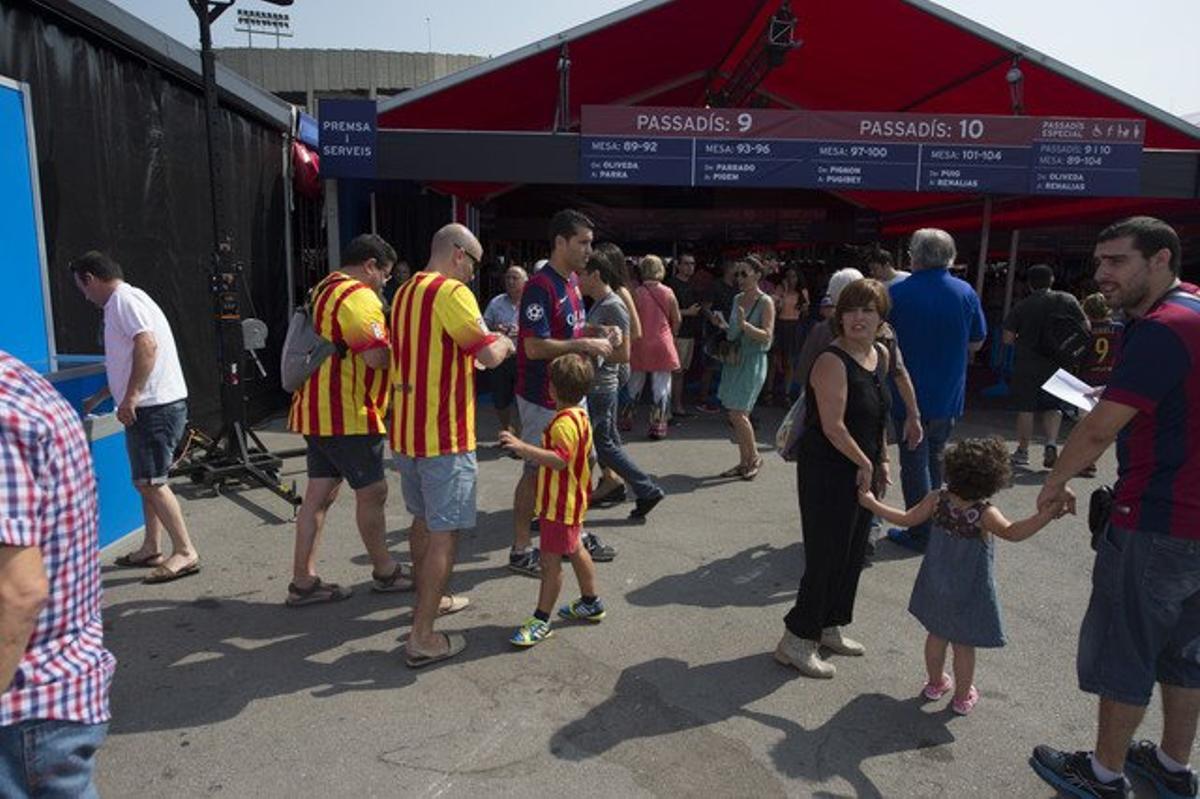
[{"x1": 579, "y1": 105, "x2": 1144, "y2": 196}]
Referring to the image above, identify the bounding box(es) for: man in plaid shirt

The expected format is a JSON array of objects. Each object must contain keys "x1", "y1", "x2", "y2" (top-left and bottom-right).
[{"x1": 0, "y1": 350, "x2": 115, "y2": 797}]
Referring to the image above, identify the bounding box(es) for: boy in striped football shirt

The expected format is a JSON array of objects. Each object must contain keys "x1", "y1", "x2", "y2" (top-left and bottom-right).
[{"x1": 501, "y1": 354, "x2": 606, "y2": 646}]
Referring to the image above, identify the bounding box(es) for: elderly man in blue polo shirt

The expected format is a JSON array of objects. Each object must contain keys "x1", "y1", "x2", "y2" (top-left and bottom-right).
[{"x1": 886, "y1": 228, "x2": 987, "y2": 552}]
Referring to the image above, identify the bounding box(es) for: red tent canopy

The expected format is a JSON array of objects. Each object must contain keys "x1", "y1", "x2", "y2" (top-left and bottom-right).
[{"x1": 379, "y1": 0, "x2": 1200, "y2": 230}]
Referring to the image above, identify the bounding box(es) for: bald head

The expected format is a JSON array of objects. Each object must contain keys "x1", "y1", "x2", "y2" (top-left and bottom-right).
[
  {"x1": 429, "y1": 223, "x2": 483, "y2": 282},
  {"x1": 504, "y1": 265, "x2": 528, "y2": 300}
]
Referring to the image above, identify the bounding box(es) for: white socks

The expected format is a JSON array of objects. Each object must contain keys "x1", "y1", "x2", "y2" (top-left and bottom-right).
[
  {"x1": 1090, "y1": 754, "x2": 1122, "y2": 783},
  {"x1": 1157, "y1": 746, "x2": 1190, "y2": 774}
]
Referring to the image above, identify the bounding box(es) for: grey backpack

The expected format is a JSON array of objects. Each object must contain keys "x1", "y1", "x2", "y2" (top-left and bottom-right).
[{"x1": 280, "y1": 296, "x2": 344, "y2": 392}]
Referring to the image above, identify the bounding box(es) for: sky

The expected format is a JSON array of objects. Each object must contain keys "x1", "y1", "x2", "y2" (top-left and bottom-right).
[{"x1": 109, "y1": 0, "x2": 1200, "y2": 118}]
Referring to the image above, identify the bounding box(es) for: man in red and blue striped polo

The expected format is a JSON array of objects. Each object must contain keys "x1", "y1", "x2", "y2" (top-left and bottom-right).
[
  {"x1": 1032, "y1": 217, "x2": 1200, "y2": 799},
  {"x1": 1, "y1": 351, "x2": 115, "y2": 796}
]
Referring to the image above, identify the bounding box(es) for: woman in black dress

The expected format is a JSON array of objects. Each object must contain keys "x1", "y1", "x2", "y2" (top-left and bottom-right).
[{"x1": 775, "y1": 278, "x2": 892, "y2": 679}]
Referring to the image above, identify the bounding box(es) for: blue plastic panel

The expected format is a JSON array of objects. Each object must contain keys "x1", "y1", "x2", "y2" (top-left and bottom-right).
[{"x1": 0, "y1": 81, "x2": 51, "y2": 370}]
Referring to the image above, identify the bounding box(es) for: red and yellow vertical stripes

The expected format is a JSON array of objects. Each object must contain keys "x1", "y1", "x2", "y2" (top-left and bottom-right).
[
  {"x1": 389, "y1": 272, "x2": 494, "y2": 457},
  {"x1": 536, "y1": 407, "x2": 592, "y2": 526},
  {"x1": 288, "y1": 272, "x2": 389, "y2": 436}
]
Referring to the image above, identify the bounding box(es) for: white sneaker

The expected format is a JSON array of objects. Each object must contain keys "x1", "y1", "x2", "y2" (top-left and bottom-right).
[
  {"x1": 774, "y1": 632, "x2": 835, "y2": 678},
  {"x1": 821, "y1": 626, "x2": 865, "y2": 656}
]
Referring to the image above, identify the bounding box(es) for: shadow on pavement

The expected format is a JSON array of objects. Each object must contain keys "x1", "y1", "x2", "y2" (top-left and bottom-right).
[
  {"x1": 552, "y1": 654, "x2": 954, "y2": 797},
  {"x1": 625, "y1": 542, "x2": 802, "y2": 609},
  {"x1": 104, "y1": 595, "x2": 519, "y2": 734}
]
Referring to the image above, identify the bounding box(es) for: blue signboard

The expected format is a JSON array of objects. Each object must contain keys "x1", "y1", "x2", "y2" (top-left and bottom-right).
[
  {"x1": 1029, "y1": 141, "x2": 1142, "y2": 196},
  {"x1": 580, "y1": 136, "x2": 692, "y2": 185},
  {"x1": 318, "y1": 99, "x2": 377, "y2": 179},
  {"x1": 296, "y1": 110, "x2": 319, "y2": 149},
  {"x1": 919, "y1": 145, "x2": 1031, "y2": 193},
  {"x1": 580, "y1": 106, "x2": 1145, "y2": 198}
]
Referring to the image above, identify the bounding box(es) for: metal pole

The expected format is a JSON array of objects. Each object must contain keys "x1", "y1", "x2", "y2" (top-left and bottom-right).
[
  {"x1": 193, "y1": 0, "x2": 247, "y2": 432},
  {"x1": 325, "y1": 178, "x2": 340, "y2": 272},
  {"x1": 282, "y1": 131, "x2": 296, "y2": 316},
  {"x1": 1002, "y1": 229, "x2": 1020, "y2": 322},
  {"x1": 974, "y1": 196, "x2": 992, "y2": 297}
]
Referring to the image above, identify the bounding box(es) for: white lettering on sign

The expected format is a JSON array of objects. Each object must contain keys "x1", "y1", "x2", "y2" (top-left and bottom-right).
[
  {"x1": 321, "y1": 145, "x2": 374, "y2": 157},
  {"x1": 321, "y1": 120, "x2": 374, "y2": 133},
  {"x1": 858, "y1": 119, "x2": 953, "y2": 139},
  {"x1": 635, "y1": 112, "x2": 735, "y2": 134}
]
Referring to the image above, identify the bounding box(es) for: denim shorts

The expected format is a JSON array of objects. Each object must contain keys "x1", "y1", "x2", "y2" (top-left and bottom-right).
[
  {"x1": 395, "y1": 451, "x2": 477, "y2": 532},
  {"x1": 304, "y1": 434, "x2": 385, "y2": 489},
  {"x1": 1077, "y1": 525, "x2": 1200, "y2": 706},
  {"x1": 0, "y1": 720, "x2": 108, "y2": 799},
  {"x1": 124, "y1": 399, "x2": 187, "y2": 484},
  {"x1": 516, "y1": 396, "x2": 589, "y2": 474}
]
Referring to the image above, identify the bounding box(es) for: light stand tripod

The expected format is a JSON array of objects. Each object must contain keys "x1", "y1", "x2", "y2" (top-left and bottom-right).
[{"x1": 169, "y1": 0, "x2": 302, "y2": 509}]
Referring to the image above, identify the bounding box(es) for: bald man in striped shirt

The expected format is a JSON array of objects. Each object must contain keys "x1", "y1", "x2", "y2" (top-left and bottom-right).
[{"x1": 390, "y1": 224, "x2": 515, "y2": 667}]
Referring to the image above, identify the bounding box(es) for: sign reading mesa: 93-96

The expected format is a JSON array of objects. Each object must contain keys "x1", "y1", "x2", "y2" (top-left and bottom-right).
[
  {"x1": 318, "y1": 99, "x2": 377, "y2": 180},
  {"x1": 579, "y1": 105, "x2": 1144, "y2": 197}
]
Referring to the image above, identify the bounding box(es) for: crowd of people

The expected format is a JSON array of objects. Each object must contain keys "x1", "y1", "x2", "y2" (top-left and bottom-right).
[{"x1": 1, "y1": 212, "x2": 1197, "y2": 799}]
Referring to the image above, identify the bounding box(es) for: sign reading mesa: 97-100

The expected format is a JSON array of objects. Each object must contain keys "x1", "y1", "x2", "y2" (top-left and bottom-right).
[{"x1": 579, "y1": 105, "x2": 1144, "y2": 197}]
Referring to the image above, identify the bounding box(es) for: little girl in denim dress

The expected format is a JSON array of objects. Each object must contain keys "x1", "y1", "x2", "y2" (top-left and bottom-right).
[{"x1": 859, "y1": 437, "x2": 1062, "y2": 715}]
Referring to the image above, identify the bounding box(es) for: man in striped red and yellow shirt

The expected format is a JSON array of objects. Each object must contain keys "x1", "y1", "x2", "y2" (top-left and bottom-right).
[
  {"x1": 390, "y1": 224, "x2": 515, "y2": 667},
  {"x1": 285, "y1": 234, "x2": 409, "y2": 608}
]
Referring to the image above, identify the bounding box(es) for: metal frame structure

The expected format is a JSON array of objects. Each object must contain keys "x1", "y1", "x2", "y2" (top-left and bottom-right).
[{"x1": 169, "y1": 0, "x2": 302, "y2": 509}]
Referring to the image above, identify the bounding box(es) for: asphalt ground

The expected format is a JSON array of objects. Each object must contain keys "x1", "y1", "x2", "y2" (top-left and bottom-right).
[{"x1": 93, "y1": 402, "x2": 1164, "y2": 798}]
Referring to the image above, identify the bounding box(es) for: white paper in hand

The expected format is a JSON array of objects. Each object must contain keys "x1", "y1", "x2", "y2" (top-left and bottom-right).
[{"x1": 1041, "y1": 369, "x2": 1099, "y2": 412}]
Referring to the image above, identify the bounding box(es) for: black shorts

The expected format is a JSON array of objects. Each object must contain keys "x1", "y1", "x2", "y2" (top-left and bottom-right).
[
  {"x1": 304, "y1": 434, "x2": 385, "y2": 489},
  {"x1": 1010, "y1": 370, "x2": 1063, "y2": 413}
]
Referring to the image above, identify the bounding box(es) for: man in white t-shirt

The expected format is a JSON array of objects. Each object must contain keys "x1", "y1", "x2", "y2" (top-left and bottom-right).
[
  {"x1": 866, "y1": 247, "x2": 911, "y2": 289},
  {"x1": 73, "y1": 251, "x2": 200, "y2": 584}
]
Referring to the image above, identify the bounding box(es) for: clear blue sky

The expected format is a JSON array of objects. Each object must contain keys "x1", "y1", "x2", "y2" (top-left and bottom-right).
[{"x1": 109, "y1": 0, "x2": 1199, "y2": 117}]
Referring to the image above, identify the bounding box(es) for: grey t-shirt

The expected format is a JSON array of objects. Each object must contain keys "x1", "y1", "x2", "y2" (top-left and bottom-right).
[{"x1": 586, "y1": 291, "x2": 630, "y2": 394}]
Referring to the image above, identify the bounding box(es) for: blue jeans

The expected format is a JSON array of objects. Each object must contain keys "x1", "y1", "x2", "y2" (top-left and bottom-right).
[
  {"x1": 588, "y1": 389, "x2": 661, "y2": 501},
  {"x1": 896, "y1": 416, "x2": 956, "y2": 539},
  {"x1": 0, "y1": 720, "x2": 108, "y2": 798}
]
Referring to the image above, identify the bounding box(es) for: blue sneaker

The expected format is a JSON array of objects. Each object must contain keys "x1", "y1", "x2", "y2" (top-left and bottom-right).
[
  {"x1": 510, "y1": 617, "x2": 553, "y2": 647},
  {"x1": 887, "y1": 527, "x2": 928, "y2": 553},
  {"x1": 558, "y1": 597, "x2": 606, "y2": 622}
]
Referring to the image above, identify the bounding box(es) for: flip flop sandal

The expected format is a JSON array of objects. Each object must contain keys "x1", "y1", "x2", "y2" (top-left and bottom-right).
[
  {"x1": 741, "y1": 457, "x2": 764, "y2": 481},
  {"x1": 285, "y1": 577, "x2": 352, "y2": 607},
  {"x1": 438, "y1": 594, "x2": 471, "y2": 617},
  {"x1": 114, "y1": 551, "x2": 164, "y2": 568},
  {"x1": 405, "y1": 632, "x2": 467, "y2": 669},
  {"x1": 371, "y1": 563, "x2": 415, "y2": 593},
  {"x1": 143, "y1": 560, "x2": 201, "y2": 585},
  {"x1": 719, "y1": 464, "x2": 745, "y2": 478}
]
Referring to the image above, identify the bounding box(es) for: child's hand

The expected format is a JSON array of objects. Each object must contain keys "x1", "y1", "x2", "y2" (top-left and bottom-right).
[
  {"x1": 858, "y1": 487, "x2": 878, "y2": 508},
  {"x1": 498, "y1": 431, "x2": 521, "y2": 456}
]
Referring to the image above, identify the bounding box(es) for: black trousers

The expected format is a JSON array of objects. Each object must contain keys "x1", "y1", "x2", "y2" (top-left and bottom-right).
[{"x1": 784, "y1": 457, "x2": 874, "y2": 641}]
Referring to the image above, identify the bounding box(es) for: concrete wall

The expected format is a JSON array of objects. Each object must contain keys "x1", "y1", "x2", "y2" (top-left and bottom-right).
[{"x1": 214, "y1": 48, "x2": 484, "y2": 104}]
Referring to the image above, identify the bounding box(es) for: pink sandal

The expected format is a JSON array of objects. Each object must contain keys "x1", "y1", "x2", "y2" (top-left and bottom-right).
[
  {"x1": 952, "y1": 685, "x2": 979, "y2": 715},
  {"x1": 922, "y1": 674, "x2": 953, "y2": 701}
]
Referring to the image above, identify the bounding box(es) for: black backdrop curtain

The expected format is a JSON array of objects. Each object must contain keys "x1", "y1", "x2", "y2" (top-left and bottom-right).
[{"x1": 1, "y1": 0, "x2": 291, "y2": 430}]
